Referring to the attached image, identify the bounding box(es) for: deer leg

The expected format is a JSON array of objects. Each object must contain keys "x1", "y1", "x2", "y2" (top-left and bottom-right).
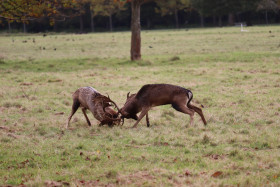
[
  {"x1": 98, "y1": 122, "x2": 105, "y2": 127},
  {"x1": 132, "y1": 107, "x2": 150, "y2": 128},
  {"x1": 66, "y1": 99, "x2": 80, "y2": 129},
  {"x1": 82, "y1": 108, "x2": 92, "y2": 127},
  {"x1": 146, "y1": 112, "x2": 150, "y2": 127},
  {"x1": 108, "y1": 122, "x2": 114, "y2": 127},
  {"x1": 172, "y1": 103, "x2": 195, "y2": 126}
]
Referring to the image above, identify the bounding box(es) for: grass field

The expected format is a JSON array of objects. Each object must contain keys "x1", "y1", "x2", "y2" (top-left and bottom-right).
[{"x1": 0, "y1": 26, "x2": 280, "y2": 186}]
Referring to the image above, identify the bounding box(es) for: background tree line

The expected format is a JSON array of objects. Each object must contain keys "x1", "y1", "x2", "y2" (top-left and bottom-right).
[{"x1": 1, "y1": 0, "x2": 280, "y2": 33}]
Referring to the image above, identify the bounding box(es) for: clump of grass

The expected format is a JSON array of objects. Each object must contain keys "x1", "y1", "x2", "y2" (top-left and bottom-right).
[
  {"x1": 36, "y1": 108, "x2": 43, "y2": 113},
  {"x1": 161, "y1": 110, "x2": 175, "y2": 118},
  {"x1": 63, "y1": 100, "x2": 70, "y2": 106},
  {"x1": 251, "y1": 141, "x2": 271, "y2": 150},
  {"x1": 3, "y1": 102, "x2": 22, "y2": 108},
  {"x1": 243, "y1": 75, "x2": 251, "y2": 80},
  {"x1": 35, "y1": 126, "x2": 48, "y2": 136},
  {"x1": 1, "y1": 137, "x2": 12, "y2": 143},
  {"x1": 240, "y1": 129, "x2": 249, "y2": 134},
  {"x1": 228, "y1": 138, "x2": 237, "y2": 144},
  {"x1": 229, "y1": 150, "x2": 239, "y2": 157},
  {"x1": 201, "y1": 134, "x2": 211, "y2": 144},
  {"x1": 266, "y1": 120, "x2": 274, "y2": 125},
  {"x1": 170, "y1": 56, "x2": 180, "y2": 61},
  {"x1": 75, "y1": 144, "x2": 84, "y2": 150},
  {"x1": 137, "y1": 60, "x2": 152, "y2": 66},
  {"x1": 202, "y1": 97, "x2": 213, "y2": 107},
  {"x1": 0, "y1": 57, "x2": 5, "y2": 64},
  {"x1": 106, "y1": 170, "x2": 118, "y2": 179},
  {"x1": 62, "y1": 150, "x2": 70, "y2": 156}
]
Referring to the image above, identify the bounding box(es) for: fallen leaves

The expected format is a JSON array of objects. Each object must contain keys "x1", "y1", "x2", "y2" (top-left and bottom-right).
[
  {"x1": 17, "y1": 159, "x2": 30, "y2": 169},
  {"x1": 54, "y1": 112, "x2": 64, "y2": 115},
  {"x1": 0, "y1": 126, "x2": 9, "y2": 131},
  {"x1": 7, "y1": 133, "x2": 20, "y2": 139},
  {"x1": 116, "y1": 171, "x2": 155, "y2": 185},
  {"x1": 45, "y1": 180, "x2": 70, "y2": 187},
  {"x1": 0, "y1": 126, "x2": 21, "y2": 139},
  {"x1": 20, "y1": 82, "x2": 33, "y2": 86},
  {"x1": 204, "y1": 154, "x2": 225, "y2": 160},
  {"x1": 153, "y1": 142, "x2": 169, "y2": 146},
  {"x1": 211, "y1": 171, "x2": 223, "y2": 178},
  {"x1": 185, "y1": 170, "x2": 192, "y2": 176}
]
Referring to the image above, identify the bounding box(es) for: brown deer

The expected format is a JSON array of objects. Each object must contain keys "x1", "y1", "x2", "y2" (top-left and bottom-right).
[
  {"x1": 119, "y1": 84, "x2": 207, "y2": 128},
  {"x1": 66, "y1": 87, "x2": 121, "y2": 129}
]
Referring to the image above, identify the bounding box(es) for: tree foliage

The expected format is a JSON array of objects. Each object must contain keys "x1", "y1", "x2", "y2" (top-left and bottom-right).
[
  {"x1": 0, "y1": 0, "x2": 77, "y2": 24},
  {"x1": 92, "y1": 0, "x2": 123, "y2": 17},
  {"x1": 190, "y1": 0, "x2": 262, "y2": 17},
  {"x1": 91, "y1": 0, "x2": 125, "y2": 31},
  {"x1": 155, "y1": 0, "x2": 190, "y2": 16},
  {"x1": 155, "y1": 0, "x2": 189, "y2": 27},
  {"x1": 258, "y1": 0, "x2": 280, "y2": 12}
]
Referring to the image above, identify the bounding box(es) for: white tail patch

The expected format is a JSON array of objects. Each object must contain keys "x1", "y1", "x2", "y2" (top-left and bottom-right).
[
  {"x1": 188, "y1": 91, "x2": 192, "y2": 100},
  {"x1": 188, "y1": 91, "x2": 193, "y2": 105}
]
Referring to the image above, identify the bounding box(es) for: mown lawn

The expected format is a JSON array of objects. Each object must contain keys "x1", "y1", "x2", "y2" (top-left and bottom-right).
[{"x1": 0, "y1": 26, "x2": 280, "y2": 186}]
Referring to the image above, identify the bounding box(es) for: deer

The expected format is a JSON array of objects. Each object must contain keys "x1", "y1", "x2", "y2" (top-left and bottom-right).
[
  {"x1": 66, "y1": 87, "x2": 122, "y2": 129},
  {"x1": 119, "y1": 84, "x2": 207, "y2": 128}
]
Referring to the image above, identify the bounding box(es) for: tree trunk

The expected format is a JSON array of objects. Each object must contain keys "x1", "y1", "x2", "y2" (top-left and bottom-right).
[
  {"x1": 53, "y1": 20, "x2": 58, "y2": 32},
  {"x1": 218, "y1": 16, "x2": 222, "y2": 27},
  {"x1": 200, "y1": 13, "x2": 204, "y2": 27},
  {"x1": 265, "y1": 10, "x2": 268, "y2": 25},
  {"x1": 130, "y1": 0, "x2": 142, "y2": 61},
  {"x1": 147, "y1": 18, "x2": 151, "y2": 29},
  {"x1": 175, "y1": 9, "x2": 179, "y2": 28},
  {"x1": 90, "y1": 11, "x2": 95, "y2": 32},
  {"x1": 23, "y1": 23, "x2": 27, "y2": 33},
  {"x1": 275, "y1": 10, "x2": 279, "y2": 23},
  {"x1": 228, "y1": 13, "x2": 234, "y2": 26},
  {"x1": 245, "y1": 12, "x2": 252, "y2": 26},
  {"x1": 213, "y1": 16, "x2": 216, "y2": 26},
  {"x1": 8, "y1": 21, "x2": 11, "y2": 33},
  {"x1": 109, "y1": 14, "x2": 113, "y2": 32},
  {"x1": 80, "y1": 15, "x2": 84, "y2": 33}
]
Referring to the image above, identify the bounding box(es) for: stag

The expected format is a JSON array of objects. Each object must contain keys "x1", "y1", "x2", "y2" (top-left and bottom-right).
[
  {"x1": 120, "y1": 84, "x2": 207, "y2": 128},
  {"x1": 66, "y1": 87, "x2": 121, "y2": 129}
]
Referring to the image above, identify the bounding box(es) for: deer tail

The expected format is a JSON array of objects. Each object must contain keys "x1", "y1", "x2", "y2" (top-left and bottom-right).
[{"x1": 186, "y1": 90, "x2": 207, "y2": 126}]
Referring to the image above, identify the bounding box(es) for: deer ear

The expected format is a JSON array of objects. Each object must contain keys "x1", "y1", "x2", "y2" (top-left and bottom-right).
[{"x1": 127, "y1": 92, "x2": 130, "y2": 99}]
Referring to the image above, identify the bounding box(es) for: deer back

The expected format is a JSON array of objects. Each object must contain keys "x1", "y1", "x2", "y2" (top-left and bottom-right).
[{"x1": 74, "y1": 87, "x2": 100, "y2": 110}]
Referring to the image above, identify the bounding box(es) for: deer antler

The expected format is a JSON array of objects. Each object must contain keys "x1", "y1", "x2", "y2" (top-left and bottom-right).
[
  {"x1": 105, "y1": 94, "x2": 121, "y2": 114},
  {"x1": 103, "y1": 114, "x2": 122, "y2": 122}
]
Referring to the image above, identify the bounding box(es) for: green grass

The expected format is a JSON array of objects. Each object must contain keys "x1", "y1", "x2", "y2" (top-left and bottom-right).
[{"x1": 1, "y1": 26, "x2": 280, "y2": 186}]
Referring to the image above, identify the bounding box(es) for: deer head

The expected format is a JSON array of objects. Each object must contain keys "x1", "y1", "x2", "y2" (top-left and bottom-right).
[
  {"x1": 120, "y1": 92, "x2": 138, "y2": 120},
  {"x1": 92, "y1": 94, "x2": 122, "y2": 125}
]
